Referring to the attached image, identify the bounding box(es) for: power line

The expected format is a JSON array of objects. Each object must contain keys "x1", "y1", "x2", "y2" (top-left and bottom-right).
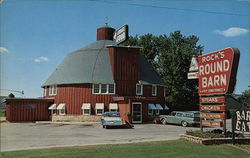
[{"x1": 89, "y1": 0, "x2": 250, "y2": 17}]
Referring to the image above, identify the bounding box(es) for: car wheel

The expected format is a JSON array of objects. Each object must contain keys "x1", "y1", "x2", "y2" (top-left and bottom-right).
[
  {"x1": 162, "y1": 119, "x2": 168, "y2": 125},
  {"x1": 103, "y1": 125, "x2": 105, "y2": 128},
  {"x1": 181, "y1": 121, "x2": 188, "y2": 127}
]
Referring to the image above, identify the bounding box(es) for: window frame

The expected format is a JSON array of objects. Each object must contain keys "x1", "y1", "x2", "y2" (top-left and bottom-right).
[
  {"x1": 148, "y1": 109, "x2": 153, "y2": 115},
  {"x1": 51, "y1": 109, "x2": 56, "y2": 115},
  {"x1": 136, "y1": 84, "x2": 143, "y2": 96},
  {"x1": 96, "y1": 109, "x2": 104, "y2": 115},
  {"x1": 152, "y1": 85, "x2": 157, "y2": 96},
  {"x1": 164, "y1": 87, "x2": 167, "y2": 97},
  {"x1": 49, "y1": 85, "x2": 57, "y2": 96},
  {"x1": 92, "y1": 84, "x2": 115, "y2": 94},
  {"x1": 83, "y1": 109, "x2": 91, "y2": 115},
  {"x1": 59, "y1": 109, "x2": 65, "y2": 115},
  {"x1": 155, "y1": 110, "x2": 160, "y2": 115}
]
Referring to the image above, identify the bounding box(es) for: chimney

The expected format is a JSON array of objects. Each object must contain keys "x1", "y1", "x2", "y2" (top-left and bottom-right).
[{"x1": 97, "y1": 26, "x2": 115, "y2": 41}]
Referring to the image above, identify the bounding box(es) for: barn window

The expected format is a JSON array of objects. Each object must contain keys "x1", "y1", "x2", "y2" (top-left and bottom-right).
[
  {"x1": 164, "y1": 87, "x2": 167, "y2": 97},
  {"x1": 95, "y1": 103, "x2": 104, "y2": 115},
  {"x1": 101, "y1": 84, "x2": 107, "y2": 93},
  {"x1": 148, "y1": 104, "x2": 156, "y2": 115},
  {"x1": 152, "y1": 85, "x2": 157, "y2": 96},
  {"x1": 92, "y1": 84, "x2": 115, "y2": 94},
  {"x1": 57, "y1": 103, "x2": 66, "y2": 115},
  {"x1": 136, "y1": 84, "x2": 143, "y2": 95},
  {"x1": 82, "y1": 103, "x2": 91, "y2": 115},
  {"x1": 43, "y1": 88, "x2": 47, "y2": 97},
  {"x1": 93, "y1": 84, "x2": 100, "y2": 94},
  {"x1": 49, "y1": 85, "x2": 57, "y2": 95},
  {"x1": 108, "y1": 84, "x2": 115, "y2": 94},
  {"x1": 49, "y1": 104, "x2": 57, "y2": 115}
]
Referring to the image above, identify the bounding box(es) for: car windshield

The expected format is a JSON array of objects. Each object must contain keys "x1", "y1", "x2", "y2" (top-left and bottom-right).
[{"x1": 104, "y1": 112, "x2": 120, "y2": 117}]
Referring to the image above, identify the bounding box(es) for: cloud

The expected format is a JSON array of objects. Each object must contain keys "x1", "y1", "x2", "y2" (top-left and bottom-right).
[
  {"x1": 238, "y1": 0, "x2": 250, "y2": 2},
  {"x1": 34, "y1": 56, "x2": 49, "y2": 63},
  {"x1": 0, "y1": 47, "x2": 8, "y2": 53},
  {"x1": 214, "y1": 27, "x2": 249, "y2": 37}
]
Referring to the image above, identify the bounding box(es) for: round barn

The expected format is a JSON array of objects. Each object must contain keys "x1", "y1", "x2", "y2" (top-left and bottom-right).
[{"x1": 41, "y1": 26, "x2": 168, "y2": 123}]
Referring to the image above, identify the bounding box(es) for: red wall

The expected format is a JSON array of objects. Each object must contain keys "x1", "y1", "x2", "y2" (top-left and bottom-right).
[
  {"x1": 53, "y1": 84, "x2": 116, "y2": 115},
  {"x1": 44, "y1": 83, "x2": 166, "y2": 116},
  {"x1": 6, "y1": 99, "x2": 53, "y2": 122},
  {"x1": 109, "y1": 47, "x2": 140, "y2": 96}
]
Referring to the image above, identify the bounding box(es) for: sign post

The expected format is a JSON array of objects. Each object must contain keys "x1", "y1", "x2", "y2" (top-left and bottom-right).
[{"x1": 197, "y1": 48, "x2": 240, "y2": 132}]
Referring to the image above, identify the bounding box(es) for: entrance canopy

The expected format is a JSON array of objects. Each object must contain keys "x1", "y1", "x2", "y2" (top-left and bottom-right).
[
  {"x1": 164, "y1": 105, "x2": 169, "y2": 110},
  {"x1": 155, "y1": 104, "x2": 163, "y2": 110},
  {"x1": 148, "y1": 104, "x2": 157, "y2": 110},
  {"x1": 48, "y1": 104, "x2": 57, "y2": 110},
  {"x1": 96, "y1": 103, "x2": 104, "y2": 109},
  {"x1": 57, "y1": 103, "x2": 65, "y2": 110},
  {"x1": 81, "y1": 103, "x2": 91, "y2": 109},
  {"x1": 109, "y1": 103, "x2": 118, "y2": 110}
]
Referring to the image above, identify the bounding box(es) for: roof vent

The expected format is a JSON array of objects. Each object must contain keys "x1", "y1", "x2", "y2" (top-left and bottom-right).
[{"x1": 97, "y1": 26, "x2": 115, "y2": 41}]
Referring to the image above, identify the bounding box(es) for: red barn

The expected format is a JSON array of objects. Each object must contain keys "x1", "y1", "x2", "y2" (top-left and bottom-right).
[
  {"x1": 5, "y1": 26, "x2": 168, "y2": 123},
  {"x1": 42, "y1": 26, "x2": 168, "y2": 123}
]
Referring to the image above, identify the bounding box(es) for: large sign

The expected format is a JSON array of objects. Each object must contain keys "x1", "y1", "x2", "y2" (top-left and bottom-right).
[
  {"x1": 113, "y1": 24, "x2": 129, "y2": 45},
  {"x1": 200, "y1": 105, "x2": 227, "y2": 111},
  {"x1": 201, "y1": 120, "x2": 223, "y2": 127},
  {"x1": 198, "y1": 48, "x2": 240, "y2": 95},
  {"x1": 234, "y1": 109, "x2": 250, "y2": 132},
  {"x1": 200, "y1": 113, "x2": 226, "y2": 119},
  {"x1": 200, "y1": 96, "x2": 226, "y2": 103}
]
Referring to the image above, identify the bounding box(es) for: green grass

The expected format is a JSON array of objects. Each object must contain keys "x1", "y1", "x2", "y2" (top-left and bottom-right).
[{"x1": 0, "y1": 140, "x2": 249, "y2": 158}]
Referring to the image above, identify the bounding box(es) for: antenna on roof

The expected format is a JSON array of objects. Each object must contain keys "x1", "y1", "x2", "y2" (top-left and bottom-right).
[{"x1": 105, "y1": 16, "x2": 109, "y2": 27}]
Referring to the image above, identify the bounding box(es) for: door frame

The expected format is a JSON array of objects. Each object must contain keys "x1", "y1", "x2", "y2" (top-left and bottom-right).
[{"x1": 132, "y1": 102, "x2": 142, "y2": 123}]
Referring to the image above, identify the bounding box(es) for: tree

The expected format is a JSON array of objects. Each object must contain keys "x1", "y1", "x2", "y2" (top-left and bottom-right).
[
  {"x1": 124, "y1": 31, "x2": 203, "y2": 110},
  {"x1": 238, "y1": 89, "x2": 250, "y2": 107}
]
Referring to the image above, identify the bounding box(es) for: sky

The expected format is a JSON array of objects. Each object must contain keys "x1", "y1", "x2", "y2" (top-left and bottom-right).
[{"x1": 0, "y1": 0, "x2": 249, "y2": 98}]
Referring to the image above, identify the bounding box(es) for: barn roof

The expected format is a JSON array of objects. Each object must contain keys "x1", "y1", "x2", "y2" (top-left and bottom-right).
[{"x1": 42, "y1": 40, "x2": 167, "y2": 87}]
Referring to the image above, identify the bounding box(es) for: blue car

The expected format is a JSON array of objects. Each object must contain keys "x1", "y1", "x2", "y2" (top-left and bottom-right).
[{"x1": 101, "y1": 112, "x2": 125, "y2": 129}]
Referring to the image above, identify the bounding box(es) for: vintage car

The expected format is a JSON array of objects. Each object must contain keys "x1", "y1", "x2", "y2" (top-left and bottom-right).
[
  {"x1": 159, "y1": 111, "x2": 200, "y2": 127},
  {"x1": 101, "y1": 112, "x2": 130, "y2": 129}
]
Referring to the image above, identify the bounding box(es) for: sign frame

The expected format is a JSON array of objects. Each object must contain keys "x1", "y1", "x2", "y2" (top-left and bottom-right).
[
  {"x1": 113, "y1": 24, "x2": 129, "y2": 45},
  {"x1": 198, "y1": 48, "x2": 240, "y2": 96}
]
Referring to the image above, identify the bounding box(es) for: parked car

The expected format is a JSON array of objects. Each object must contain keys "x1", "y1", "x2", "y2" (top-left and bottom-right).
[
  {"x1": 159, "y1": 111, "x2": 200, "y2": 127},
  {"x1": 101, "y1": 112, "x2": 133, "y2": 129}
]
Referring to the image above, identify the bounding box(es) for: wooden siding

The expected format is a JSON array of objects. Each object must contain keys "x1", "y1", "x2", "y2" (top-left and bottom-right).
[
  {"x1": 54, "y1": 84, "x2": 116, "y2": 115},
  {"x1": 6, "y1": 100, "x2": 53, "y2": 122},
  {"x1": 97, "y1": 27, "x2": 115, "y2": 41},
  {"x1": 108, "y1": 47, "x2": 140, "y2": 96}
]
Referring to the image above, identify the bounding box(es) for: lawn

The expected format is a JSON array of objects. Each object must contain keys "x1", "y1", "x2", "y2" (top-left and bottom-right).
[{"x1": 0, "y1": 140, "x2": 249, "y2": 158}]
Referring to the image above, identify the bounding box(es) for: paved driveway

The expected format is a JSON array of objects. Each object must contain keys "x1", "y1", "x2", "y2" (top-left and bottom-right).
[
  {"x1": 0, "y1": 122, "x2": 200, "y2": 151},
  {"x1": 1, "y1": 120, "x2": 233, "y2": 152}
]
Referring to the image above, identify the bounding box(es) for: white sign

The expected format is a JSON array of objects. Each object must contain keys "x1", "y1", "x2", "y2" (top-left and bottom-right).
[
  {"x1": 189, "y1": 56, "x2": 198, "y2": 72},
  {"x1": 113, "y1": 25, "x2": 128, "y2": 44},
  {"x1": 187, "y1": 72, "x2": 198, "y2": 79}
]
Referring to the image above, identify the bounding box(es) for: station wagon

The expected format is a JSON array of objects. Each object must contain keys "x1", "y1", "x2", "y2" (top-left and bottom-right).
[{"x1": 160, "y1": 111, "x2": 200, "y2": 127}]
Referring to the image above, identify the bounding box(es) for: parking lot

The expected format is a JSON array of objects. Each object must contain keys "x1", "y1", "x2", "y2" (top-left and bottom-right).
[
  {"x1": 0, "y1": 120, "x2": 233, "y2": 152},
  {"x1": 0, "y1": 122, "x2": 200, "y2": 151}
]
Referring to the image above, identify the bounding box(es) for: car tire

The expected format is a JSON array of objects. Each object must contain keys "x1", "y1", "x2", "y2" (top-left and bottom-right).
[
  {"x1": 103, "y1": 125, "x2": 105, "y2": 128},
  {"x1": 162, "y1": 119, "x2": 168, "y2": 125},
  {"x1": 181, "y1": 121, "x2": 188, "y2": 127}
]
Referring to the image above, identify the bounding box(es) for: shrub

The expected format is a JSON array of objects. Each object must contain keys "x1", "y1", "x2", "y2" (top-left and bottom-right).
[{"x1": 186, "y1": 130, "x2": 224, "y2": 138}]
